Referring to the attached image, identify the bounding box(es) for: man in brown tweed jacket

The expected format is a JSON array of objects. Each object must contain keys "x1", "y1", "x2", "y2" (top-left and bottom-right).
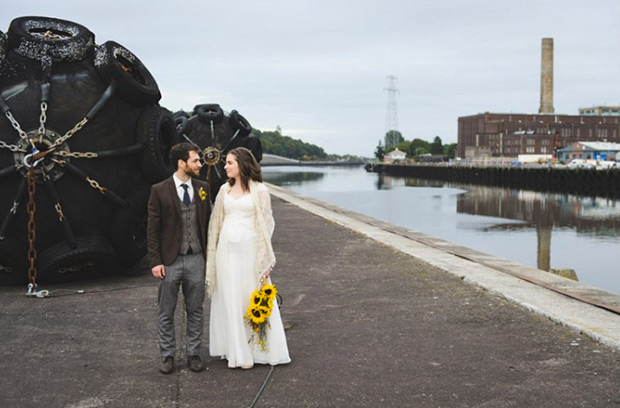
[{"x1": 147, "y1": 142, "x2": 211, "y2": 374}]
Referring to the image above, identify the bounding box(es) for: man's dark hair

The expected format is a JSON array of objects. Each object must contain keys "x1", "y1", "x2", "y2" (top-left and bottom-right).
[{"x1": 169, "y1": 142, "x2": 199, "y2": 170}]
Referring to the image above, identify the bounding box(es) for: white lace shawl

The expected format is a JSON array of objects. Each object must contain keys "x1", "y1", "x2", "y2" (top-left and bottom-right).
[{"x1": 205, "y1": 180, "x2": 276, "y2": 296}]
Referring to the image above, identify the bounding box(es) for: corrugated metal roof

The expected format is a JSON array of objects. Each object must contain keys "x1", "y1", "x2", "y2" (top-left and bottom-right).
[{"x1": 579, "y1": 142, "x2": 620, "y2": 150}]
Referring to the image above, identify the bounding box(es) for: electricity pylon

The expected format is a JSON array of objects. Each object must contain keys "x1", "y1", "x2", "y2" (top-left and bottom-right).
[{"x1": 384, "y1": 75, "x2": 399, "y2": 149}]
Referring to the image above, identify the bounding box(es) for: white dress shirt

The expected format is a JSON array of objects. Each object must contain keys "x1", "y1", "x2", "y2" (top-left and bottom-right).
[{"x1": 173, "y1": 174, "x2": 194, "y2": 204}]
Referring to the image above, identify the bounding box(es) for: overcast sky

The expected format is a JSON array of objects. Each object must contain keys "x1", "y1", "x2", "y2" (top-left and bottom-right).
[{"x1": 2, "y1": 1, "x2": 619, "y2": 156}]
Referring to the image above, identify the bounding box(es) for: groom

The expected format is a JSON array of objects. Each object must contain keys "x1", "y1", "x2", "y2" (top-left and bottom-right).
[{"x1": 147, "y1": 142, "x2": 211, "y2": 374}]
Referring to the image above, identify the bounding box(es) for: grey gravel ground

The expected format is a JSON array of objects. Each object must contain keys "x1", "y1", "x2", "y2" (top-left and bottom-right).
[{"x1": 1, "y1": 194, "x2": 619, "y2": 408}]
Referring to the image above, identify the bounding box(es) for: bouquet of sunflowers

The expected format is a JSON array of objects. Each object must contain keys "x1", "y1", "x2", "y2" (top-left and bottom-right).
[{"x1": 245, "y1": 284, "x2": 277, "y2": 351}]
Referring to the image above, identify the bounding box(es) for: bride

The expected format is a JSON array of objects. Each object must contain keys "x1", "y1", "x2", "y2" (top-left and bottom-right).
[{"x1": 206, "y1": 147, "x2": 291, "y2": 369}]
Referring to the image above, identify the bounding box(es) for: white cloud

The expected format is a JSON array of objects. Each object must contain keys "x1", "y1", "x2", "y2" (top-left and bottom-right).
[{"x1": 2, "y1": 0, "x2": 619, "y2": 156}]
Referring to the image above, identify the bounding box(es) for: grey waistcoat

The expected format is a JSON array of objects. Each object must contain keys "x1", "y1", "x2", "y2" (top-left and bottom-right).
[{"x1": 179, "y1": 197, "x2": 202, "y2": 255}]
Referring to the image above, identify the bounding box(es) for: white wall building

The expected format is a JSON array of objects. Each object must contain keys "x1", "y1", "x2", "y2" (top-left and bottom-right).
[{"x1": 384, "y1": 148, "x2": 407, "y2": 163}]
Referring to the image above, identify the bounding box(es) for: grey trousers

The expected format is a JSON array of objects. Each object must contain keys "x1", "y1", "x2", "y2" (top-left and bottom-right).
[{"x1": 157, "y1": 252, "x2": 205, "y2": 358}]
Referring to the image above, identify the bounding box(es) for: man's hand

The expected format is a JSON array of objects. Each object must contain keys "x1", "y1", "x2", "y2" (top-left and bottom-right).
[{"x1": 152, "y1": 264, "x2": 166, "y2": 279}]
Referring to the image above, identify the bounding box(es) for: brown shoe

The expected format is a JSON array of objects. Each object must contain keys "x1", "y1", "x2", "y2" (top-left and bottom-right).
[
  {"x1": 159, "y1": 356, "x2": 174, "y2": 374},
  {"x1": 188, "y1": 355, "x2": 205, "y2": 372}
]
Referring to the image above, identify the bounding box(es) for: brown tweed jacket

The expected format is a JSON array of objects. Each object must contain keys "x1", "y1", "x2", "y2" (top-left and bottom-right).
[{"x1": 146, "y1": 176, "x2": 211, "y2": 268}]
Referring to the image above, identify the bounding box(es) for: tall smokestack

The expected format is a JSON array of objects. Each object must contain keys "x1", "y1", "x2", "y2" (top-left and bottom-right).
[{"x1": 539, "y1": 38, "x2": 554, "y2": 114}]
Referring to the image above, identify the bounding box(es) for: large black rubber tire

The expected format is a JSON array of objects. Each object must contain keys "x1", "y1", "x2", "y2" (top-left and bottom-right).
[
  {"x1": 0, "y1": 30, "x2": 7, "y2": 62},
  {"x1": 228, "y1": 110, "x2": 252, "y2": 137},
  {"x1": 137, "y1": 106, "x2": 179, "y2": 183},
  {"x1": 244, "y1": 136, "x2": 263, "y2": 162},
  {"x1": 173, "y1": 110, "x2": 190, "y2": 120},
  {"x1": 110, "y1": 187, "x2": 150, "y2": 269},
  {"x1": 93, "y1": 40, "x2": 161, "y2": 106},
  {"x1": 175, "y1": 115, "x2": 192, "y2": 138},
  {"x1": 195, "y1": 104, "x2": 224, "y2": 125},
  {"x1": 36, "y1": 235, "x2": 117, "y2": 283},
  {"x1": 0, "y1": 237, "x2": 28, "y2": 285},
  {"x1": 7, "y1": 16, "x2": 94, "y2": 62}
]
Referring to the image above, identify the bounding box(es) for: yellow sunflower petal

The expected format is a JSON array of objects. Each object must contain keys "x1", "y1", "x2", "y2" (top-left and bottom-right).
[
  {"x1": 248, "y1": 306, "x2": 267, "y2": 324},
  {"x1": 258, "y1": 305, "x2": 271, "y2": 318},
  {"x1": 262, "y1": 284, "x2": 277, "y2": 299},
  {"x1": 250, "y1": 290, "x2": 263, "y2": 306}
]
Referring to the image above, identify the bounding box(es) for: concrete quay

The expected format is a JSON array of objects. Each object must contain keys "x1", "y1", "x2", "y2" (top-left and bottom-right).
[{"x1": 1, "y1": 185, "x2": 619, "y2": 407}]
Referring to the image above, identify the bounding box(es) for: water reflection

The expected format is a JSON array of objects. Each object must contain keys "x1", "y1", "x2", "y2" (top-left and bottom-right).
[
  {"x1": 451, "y1": 184, "x2": 620, "y2": 278},
  {"x1": 263, "y1": 166, "x2": 620, "y2": 295},
  {"x1": 455, "y1": 186, "x2": 620, "y2": 235},
  {"x1": 264, "y1": 171, "x2": 325, "y2": 185},
  {"x1": 366, "y1": 174, "x2": 620, "y2": 239},
  {"x1": 376, "y1": 175, "x2": 444, "y2": 190}
]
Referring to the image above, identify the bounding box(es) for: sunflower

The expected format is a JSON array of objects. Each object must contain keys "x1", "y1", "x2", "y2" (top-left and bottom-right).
[
  {"x1": 250, "y1": 290, "x2": 264, "y2": 306},
  {"x1": 259, "y1": 305, "x2": 271, "y2": 318},
  {"x1": 261, "y1": 284, "x2": 277, "y2": 300},
  {"x1": 261, "y1": 301, "x2": 273, "y2": 317},
  {"x1": 245, "y1": 284, "x2": 279, "y2": 352},
  {"x1": 247, "y1": 305, "x2": 267, "y2": 325}
]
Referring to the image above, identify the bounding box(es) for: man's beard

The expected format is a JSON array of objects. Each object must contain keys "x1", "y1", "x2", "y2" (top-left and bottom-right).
[{"x1": 184, "y1": 167, "x2": 199, "y2": 177}]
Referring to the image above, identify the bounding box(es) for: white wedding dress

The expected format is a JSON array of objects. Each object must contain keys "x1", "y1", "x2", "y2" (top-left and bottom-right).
[{"x1": 209, "y1": 193, "x2": 291, "y2": 367}]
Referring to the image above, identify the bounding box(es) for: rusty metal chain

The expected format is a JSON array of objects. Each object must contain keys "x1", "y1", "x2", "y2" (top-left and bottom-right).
[
  {"x1": 38, "y1": 101, "x2": 48, "y2": 136},
  {"x1": 57, "y1": 262, "x2": 94, "y2": 275},
  {"x1": 4, "y1": 110, "x2": 30, "y2": 142},
  {"x1": 56, "y1": 150, "x2": 98, "y2": 159},
  {"x1": 86, "y1": 177, "x2": 107, "y2": 193},
  {"x1": 54, "y1": 203, "x2": 66, "y2": 221},
  {"x1": 9, "y1": 200, "x2": 19, "y2": 215},
  {"x1": 51, "y1": 157, "x2": 67, "y2": 167},
  {"x1": 48, "y1": 117, "x2": 89, "y2": 151},
  {"x1": 0, "y1": 139, "x2": 26, "y2": 152},
  {"x1": 26, "y1": 165, "x2": 38, "y2": 285}
]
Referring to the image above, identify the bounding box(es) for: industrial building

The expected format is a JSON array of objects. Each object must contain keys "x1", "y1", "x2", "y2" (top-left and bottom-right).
[
  {"x1": 556, "y1": 141, "x2": 620, "y2": 162},
  {"x1": 457, "y1": 112, "x2": 620, "y2": 158},
  {"x1": 457, "y1": 38, "x2": 620, "y2": 160}
]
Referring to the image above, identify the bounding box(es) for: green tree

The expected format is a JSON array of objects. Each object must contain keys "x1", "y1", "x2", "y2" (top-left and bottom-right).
[
  {"x1": 414, "y1": 146, "x2": 429, "y2": 157},
  {"x1": 408, "y1": 138, "x2": 430, "y2": 157},
  {"x1": 374, "y1": 140, "x2": 385, "y2": 160},
  {"x1": 395, "y1": 141, "x2": 411, "y2": 156},
  {"x1": 430, "y1": 136, "x2": 443, "y2": 155},
  {"x1": 384, "y1": 130, "x2": 404, "y2": 150},
  {"x1": 443, "y1": 143, "x2": 457, "y2": 159},
  {"x1": 254, "y1": 129, "x2": 328, "y2": 160}
]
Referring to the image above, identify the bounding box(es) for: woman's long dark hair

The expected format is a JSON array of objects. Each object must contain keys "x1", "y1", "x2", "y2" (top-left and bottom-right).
[{"x1": 227, "y1": 147, "x2": 262, "y2": 191}]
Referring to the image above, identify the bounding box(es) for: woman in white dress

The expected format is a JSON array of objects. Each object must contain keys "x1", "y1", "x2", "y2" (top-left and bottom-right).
[{"x1": 206, "y1": 147, "x2": 291, "y2": 369}]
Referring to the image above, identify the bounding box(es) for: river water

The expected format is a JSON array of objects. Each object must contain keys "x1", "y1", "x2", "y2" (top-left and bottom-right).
[{"x1": 262, "y1": 165, "x2": 620, "y2": 296}]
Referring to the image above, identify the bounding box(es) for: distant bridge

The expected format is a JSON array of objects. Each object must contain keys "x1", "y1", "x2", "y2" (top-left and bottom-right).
[
  {"x1": 260, "y1": 154, "x2": 300, "y2": 165},
  {"x1": 260, "y1": 154, "x2": 365, "y2": 167}
]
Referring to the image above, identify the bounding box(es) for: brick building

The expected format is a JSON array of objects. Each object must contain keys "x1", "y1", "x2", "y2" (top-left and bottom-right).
[
  {"x1": 456, "y1": 37, "x2": 620, "y2": 160},
  {"x1": 457, "y1": 112, "x2": 620, "y2": 159}
]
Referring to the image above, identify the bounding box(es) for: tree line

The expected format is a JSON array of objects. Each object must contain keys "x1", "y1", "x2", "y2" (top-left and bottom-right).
[
  {"x1": 253, "y1": 128, "x2": 362, "y2": 162},
  {"x1": 375, "y1": 131, "x2": 457, "y2": 161},
  {"x1": 253, "y1": 129, "x2": 327, "y2": 160}
]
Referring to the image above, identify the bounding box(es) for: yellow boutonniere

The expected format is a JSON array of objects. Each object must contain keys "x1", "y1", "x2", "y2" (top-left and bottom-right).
[{"x1": 199, "y1": 187, "x2": 207, "y2": 201}]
